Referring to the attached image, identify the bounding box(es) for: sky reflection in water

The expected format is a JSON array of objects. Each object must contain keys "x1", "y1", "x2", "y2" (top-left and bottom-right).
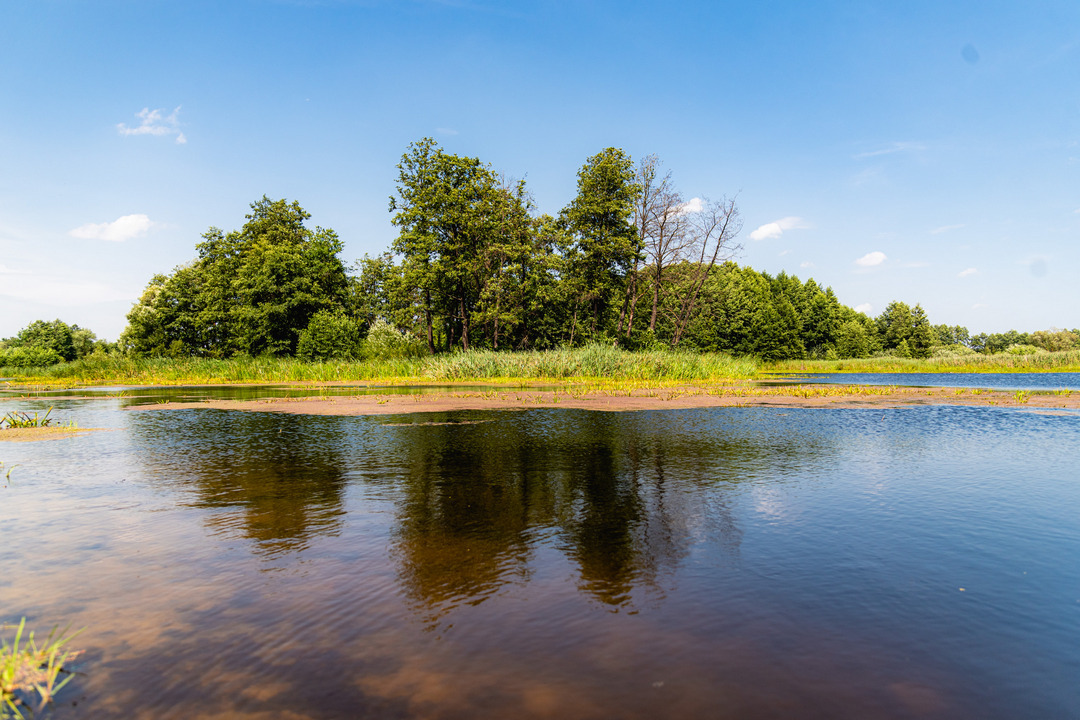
[{"x1": 1, "y1": 402, "x2": 1078, "y2": 719}]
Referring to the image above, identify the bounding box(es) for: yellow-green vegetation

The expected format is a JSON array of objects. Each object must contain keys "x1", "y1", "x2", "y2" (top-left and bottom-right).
[
  {"x1": 0, "y1": 409, "x2": 54, "y2": 430},
  {"x1": 763, "y1": 348, "x2": 1080, "y2": 374},
  {"x1": 2, "y1": 345, "x2": 758, "y2": 386},
  {"x1": 1, "y1": 619, "x2": 81, "y2": 719}
]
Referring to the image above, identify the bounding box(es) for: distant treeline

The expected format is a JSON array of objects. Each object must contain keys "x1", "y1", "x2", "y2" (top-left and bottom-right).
[{"x1": 4, "y1": 140, "x2": 1077, "y2": 368}]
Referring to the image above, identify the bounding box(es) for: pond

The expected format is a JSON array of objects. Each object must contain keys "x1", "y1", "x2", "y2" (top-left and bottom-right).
[{"x1": 2, "y1": 397, "x2": 1079, "y2": 718}]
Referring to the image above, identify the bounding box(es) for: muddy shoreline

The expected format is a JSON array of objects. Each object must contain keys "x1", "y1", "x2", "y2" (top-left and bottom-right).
[{"x1": 128, "y1": 384, "x2": 1080, "y2": 416}]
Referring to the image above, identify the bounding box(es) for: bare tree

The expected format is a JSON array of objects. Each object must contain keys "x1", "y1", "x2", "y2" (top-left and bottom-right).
[
  {"x1": 620, "y1": 155, "x2": 695, "y2": 338},
  {"x1": 669, "y1": 196, "x2": 742, "y2": 346}
]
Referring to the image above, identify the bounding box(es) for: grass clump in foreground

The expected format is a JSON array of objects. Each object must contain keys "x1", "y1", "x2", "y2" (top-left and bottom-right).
[
  {"x1": 1, "y1": 619, "x2": 81, "y2": 719},
  {"x1": 0, "y1": 410, "x2": 54, "y2": 430},
  {"x1": 1, "y1": 344, "x2": 758, "y2": 386}
]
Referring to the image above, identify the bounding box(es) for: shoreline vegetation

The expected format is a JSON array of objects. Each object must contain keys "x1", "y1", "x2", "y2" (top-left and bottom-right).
[{"x1": 3, "y1": 345, "x2": 1080, "y2": 389}]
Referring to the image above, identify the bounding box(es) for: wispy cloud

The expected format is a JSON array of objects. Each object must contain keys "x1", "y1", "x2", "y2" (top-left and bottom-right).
[
  {"x1": 0, "y1": 263, "x2": 30, "y2": 275},
  {"x1": 930, "y1": 223, "x2": 965, "y2": 235},
  {"x1": 800, "y1": 261, "x2": 815, "y2": 268},
  {"x1": 958, "y1": 267, "x2": 978, "y2": 277},
  {"x1": 435, "y1": 127, "x2": 459, "y2": 136},
  {"x1": 750, "y1": 216, "x2": 809, "y2": 241},
  {"x1": 117, "y1": 107, "x2": 186, "y2": 144},
  {"x1": 854, "y1": 303, "x2": 873, "y2": 315},
  {"x1": 855, "y1": 251, "x2": 887, "y2": 267},
  {"x1": 854, "y1": 141, "x2": 925, "y2": 159},
  {"x1": 69, "y1": 214, "x2": 156, "y2": 242}
]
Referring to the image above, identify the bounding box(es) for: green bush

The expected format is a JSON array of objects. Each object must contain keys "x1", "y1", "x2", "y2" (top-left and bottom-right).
[
  {"x1": 296, "y1": 310, "x2": 363, "y2": 361},
  {"x1": 0, "y1": 346, "x2": 64, "y2": 368},
  {"x1": 1005, "y1": 344, "x2": 1044, "y2": 356},
  {"x1": 364, "y1": 319, "x2": 425, "y2": 360}
]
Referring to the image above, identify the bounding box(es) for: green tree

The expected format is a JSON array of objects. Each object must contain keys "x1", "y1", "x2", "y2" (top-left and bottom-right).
[
  {"x1": 8, "y1": 319, "x2": 77, "y2": 361},
  {"x1": 122, "y1": 197, "x2": 350, "y2": 357},
  {"x1": 559, "y1": 148, "x2": 642, "y2": 342}
]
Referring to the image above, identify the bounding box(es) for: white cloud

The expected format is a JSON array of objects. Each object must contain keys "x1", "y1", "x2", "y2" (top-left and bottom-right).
[
  {"x1": 854, "y1": 141, "x2": 925, "y2": 159},
  {"x1": 800, "y1": 261, "x2": 815, "y2": 268},
  {"x1": 680, "y1": 197, "x2": 704, "y2": 213},
  {"x1": 958, "y1": 267, "x2": 978, "y2": 277},
  {"x1": 972, "y1": 303, "x2": 988, "y2": 309},
  {"x1": 69, "y1": 214, "x2": 155, "y2": 242},
  {"x1": 750, "y1": 216, "x2": 809, "y2": 241},
  {"x1": 854, "y1": 303, "x2": 873, "y2": 315},
  {"x1": 0, "y1": 263, "x2": 30, "y2": 275},
  {"x1": 117, "y1": 107, "x2": 186, "y2": 144},
  {"x1": 435, "y1": 127, "x2": 459, "y2": 136},
  {"x1": 855, "y1": 251, "x2": 887, "y2": 267},
  {"x1": 930, "y1": 223, "x2": 965, "y2": 235}
]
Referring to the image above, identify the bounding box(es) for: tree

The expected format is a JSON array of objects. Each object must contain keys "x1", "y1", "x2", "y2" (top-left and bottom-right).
[
  {"x1": 667, "y1": 197, "x2": 742, "y2": 347},
  {"x1": 630, "y1": 155, "x2": 690, "y2": 336},
  {"x1": 390, "y1": 138, "x2": 526, "y2": 352},
  {"x1": 560, "y1": 148, "x2": 642, "y2": 342},
  {"x1": 122, "y1": 197, "x2": 350, "y2": 357}
]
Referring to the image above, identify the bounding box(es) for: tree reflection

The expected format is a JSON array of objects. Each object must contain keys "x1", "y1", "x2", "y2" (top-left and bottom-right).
[
  {"x1": 129, "y1": 409, "x2": 349, "y2": 557},
  {"x1": 384, "y1": 410, "x2": 753, "y2": 619}
]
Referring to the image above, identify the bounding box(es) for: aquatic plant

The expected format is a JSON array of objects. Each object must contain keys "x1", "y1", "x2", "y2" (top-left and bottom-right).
[
  {"x1": 0, "y1": 619, "x2": 81, "y2": 719},
  {"x1": 0, "y1": 409, "x2": 53, "y2": 430}
]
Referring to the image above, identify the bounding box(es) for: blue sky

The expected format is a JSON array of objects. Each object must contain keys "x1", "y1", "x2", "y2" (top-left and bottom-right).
[{"x1": 2, "y1": 0, "x2": 1078, "y2": 340}]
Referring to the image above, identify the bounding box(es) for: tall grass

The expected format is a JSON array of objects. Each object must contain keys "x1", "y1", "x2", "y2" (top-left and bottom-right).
[
  {"x1": 1, "y1": 345, "x2": 757, "y2": 385},
  {"x1": 765, "y1": 349, "x2": 1080, "y2": 374},
  {"x1": 424, "y1": 344, "x2": 758, "y2": 381}
]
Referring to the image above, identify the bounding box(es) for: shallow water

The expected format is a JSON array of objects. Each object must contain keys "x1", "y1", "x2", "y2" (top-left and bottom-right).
[
  {"x1": 2, "y1": 399, "x2": 1079, "y2": 719},
  {"x1": 769, "y1": 371, "x2": 1080, "y2": 391}
]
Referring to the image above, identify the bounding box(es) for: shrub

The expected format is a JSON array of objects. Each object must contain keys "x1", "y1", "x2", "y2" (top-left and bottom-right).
[
  {"x1": 0, "y1": 346, "x2": 64, "y2": 368},
  {"x1": 296, "y1": 310, "x2": 363, "y2": 361},
  {"x1": 364, "y1": 319, "x2": 426, "y2": 360}
]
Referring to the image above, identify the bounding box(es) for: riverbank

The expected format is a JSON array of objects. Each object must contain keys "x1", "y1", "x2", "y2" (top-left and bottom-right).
[{"x1": 131, "y1": 383, "x2": 1080, "y2": 416}]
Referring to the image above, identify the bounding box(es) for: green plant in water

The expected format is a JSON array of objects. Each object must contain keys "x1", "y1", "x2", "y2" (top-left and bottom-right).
[
  {"x1": 1014, "y1": 390, "x2": 1030, "y2": 404},
  {"x1": 0, "y1": 409, "x2": 53, "y2": 430},
  {"x1": 1, "y1": 618, "x2": 82, "y2": 719}
]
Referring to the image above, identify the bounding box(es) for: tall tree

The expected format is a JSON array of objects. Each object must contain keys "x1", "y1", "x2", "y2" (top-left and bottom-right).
[
  {"x1": 390, "y1": 138, "x2": 524, "y2": 352},
  {"x1": 560, "y1": 148, "x2": 642, "y2": 342}
]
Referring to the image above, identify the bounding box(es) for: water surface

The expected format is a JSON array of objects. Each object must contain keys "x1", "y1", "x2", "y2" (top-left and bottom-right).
[{"x1": 1, "y1": 399, "x2": 1078, "y2": 719}]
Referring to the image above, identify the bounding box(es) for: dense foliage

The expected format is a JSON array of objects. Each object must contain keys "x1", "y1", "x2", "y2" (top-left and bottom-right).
[
  {"x1": 121, "y1": 197, "x2": 351, "y2": 357},
  {"x1": 0, "y1": 319, "x2": 111, "y2": 367},
  {"x1": 7, "y1": 140, "x2": 1077, "y2": 371}
]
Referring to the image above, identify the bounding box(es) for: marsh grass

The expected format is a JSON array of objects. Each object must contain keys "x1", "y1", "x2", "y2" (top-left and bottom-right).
[
  {"x1": 2, "y1": 345, "x2": 756, "y2": 386},
  {"x1": 765, "y1": 349, "x2": 1080, "y2": 374},
  {"x1": 1, "y1": 619, "x2": 81, "y2": 719}
]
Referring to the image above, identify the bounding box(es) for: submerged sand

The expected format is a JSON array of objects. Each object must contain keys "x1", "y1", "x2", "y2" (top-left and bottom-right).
[
  {"x1": 0, "y1": 427, "x2": 104, "y2": 442},
  {"x1": 128, "y1": 384, "x2": 1080, "y2": 417}
]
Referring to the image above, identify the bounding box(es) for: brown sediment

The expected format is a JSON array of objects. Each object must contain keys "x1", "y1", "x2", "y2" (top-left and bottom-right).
[
  {"x1": 126, "y1": 384, "x2": 1080, "y2": 417},
  {"x1": 0, "y1": 427, "x2": 104, "y2": 442}
]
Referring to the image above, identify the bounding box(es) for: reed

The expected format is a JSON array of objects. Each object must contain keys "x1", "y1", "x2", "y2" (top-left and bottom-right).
[{"x1": 2, "y1": 346, "x2": 757, "y2": 385}]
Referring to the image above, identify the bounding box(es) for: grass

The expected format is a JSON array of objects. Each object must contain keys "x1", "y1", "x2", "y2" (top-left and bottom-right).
[
  {"x1": 763, "y1": 349, "x2": 1080, "y2": 374},
  {"x1": 3, "y1": 345, "x2": 1080, "y2": 390},
  {"x1": 0, "y1": 409, "x2": 54, "y2": 430},
  {"x1": 1, "y1": 619, "x2": 81, "y2": 719},
  {"x1": 1, "y1": 345, "x2": 758, "y2": 386}
]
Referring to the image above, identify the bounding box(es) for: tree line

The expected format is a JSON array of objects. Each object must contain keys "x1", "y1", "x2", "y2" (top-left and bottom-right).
[{"x1": 4, "y1": 139, "x2": 1078, "y2": 366}]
